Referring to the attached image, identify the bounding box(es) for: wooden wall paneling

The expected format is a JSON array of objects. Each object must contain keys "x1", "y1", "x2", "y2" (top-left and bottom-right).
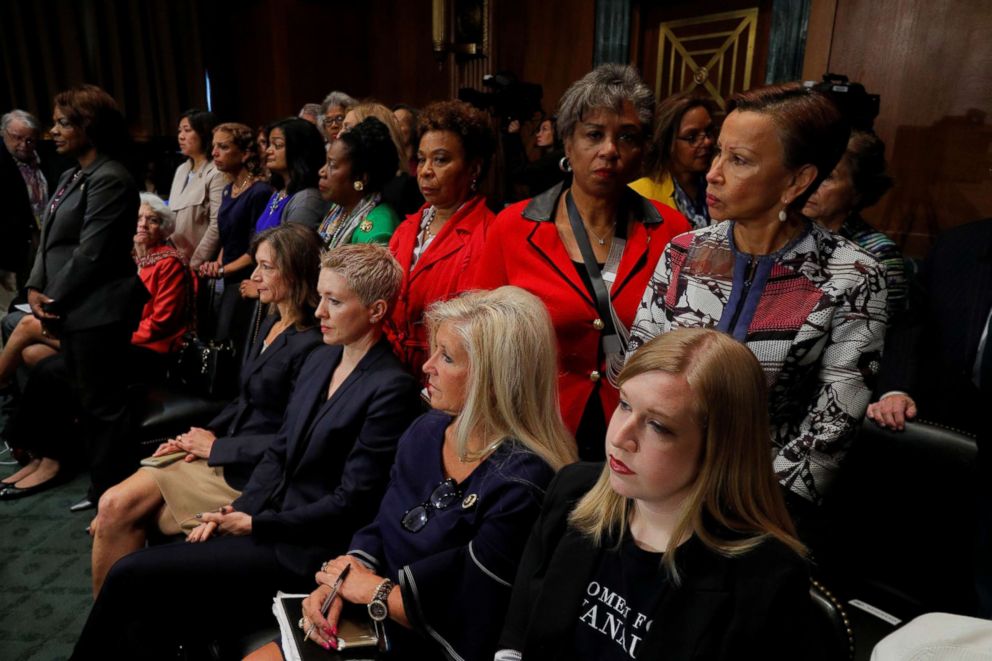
[
  {"x1": 363, "y1": 0, "x2": 452, "y2": 108},
  {"x1": 493, "y1": 0, "x2": 596, "y2": 113},
  {"x1": 825, "y1": 0, "x2": 992, "y2": 256},
  {"x1": 800, "y1": 0, "x2": 837, "y2": 81}
]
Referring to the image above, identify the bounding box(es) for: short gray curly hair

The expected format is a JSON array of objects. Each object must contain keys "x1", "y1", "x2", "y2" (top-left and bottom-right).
[
  {"x1": 320, "y1": 91, "x2": 358, "y2": 116},
  {"x1": 556, "y1": 64, "x2": 654, "y2": 143},
  {"x1": 139, "y1": 192, "x2": 177, "y2": 238}
]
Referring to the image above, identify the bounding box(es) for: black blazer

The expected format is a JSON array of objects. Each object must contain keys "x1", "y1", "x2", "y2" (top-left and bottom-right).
[
  {"x1": 206, "y1": 313, "x2": 323, "y2": 490},
  {"x1": 25, "y1": 154, "x2": 145, "y2": 331},
  {"x1": 501, "y1": 463, "x2": 823, "y2": 661},
  {"x1": 233, "y1": 337, "x2": 420, "y2": 572},
  {"x1": 878, "y1": 218, "x2": 992, "y2": 434}
]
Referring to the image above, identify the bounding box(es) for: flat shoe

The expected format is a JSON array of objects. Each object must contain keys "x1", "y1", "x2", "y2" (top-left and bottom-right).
[{"x1": 0, "y1": 475, "x2": 62, "y2": 500}]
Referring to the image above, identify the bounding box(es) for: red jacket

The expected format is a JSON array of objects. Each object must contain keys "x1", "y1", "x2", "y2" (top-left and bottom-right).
[
  {"x1": 471, "y1": 183, "x2": 690, "y2": 433},
  {"x1": 387, "y1": 195, "x2": 494, "y2": 377},
  {"x1": 132, "y1": 245, "x2": 194, "y2": 353}
]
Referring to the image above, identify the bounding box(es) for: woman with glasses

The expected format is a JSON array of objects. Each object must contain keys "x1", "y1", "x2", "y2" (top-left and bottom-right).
[
  {"x1": 72, "y1": 244, "x2": 421, "y2": 660},
  {"x1": 248, "y1": 287, "x2": 577, "y2": 661},
  {"x1": 319, "y1": 90, "x2": 358, "y2": 141},
  {"x1": 471, "y1": 64, "x2": 690, "y2": 460},
  {"x1": 630, "y1": 91, "x2": 719, "y2": 229}
]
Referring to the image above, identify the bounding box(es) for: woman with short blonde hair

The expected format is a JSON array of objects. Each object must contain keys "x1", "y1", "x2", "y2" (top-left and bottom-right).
[
  {"x1": 257, "y1": 286, "x2": 576, "y2": 661},
  {"x1": 498, "y1": 328, "x2": 817, "y2": 661}
]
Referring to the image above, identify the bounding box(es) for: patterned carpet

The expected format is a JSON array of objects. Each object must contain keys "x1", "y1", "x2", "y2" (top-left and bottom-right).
[{"x1": 0, "y1": 463, "x2": 93, "y2": 661}]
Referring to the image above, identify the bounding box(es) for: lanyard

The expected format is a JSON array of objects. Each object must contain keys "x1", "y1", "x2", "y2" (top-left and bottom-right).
[{"x1": 564, "y1": 191, "x2": 628, "y2": 357}]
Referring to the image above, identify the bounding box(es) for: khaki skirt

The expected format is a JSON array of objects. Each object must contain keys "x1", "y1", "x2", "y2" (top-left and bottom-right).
[{"x1": 141, "y1": 460, "x2": 242, "y2": 533}]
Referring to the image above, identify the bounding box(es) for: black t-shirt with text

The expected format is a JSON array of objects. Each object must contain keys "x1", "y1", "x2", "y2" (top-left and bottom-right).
[{"x1": 571, "y1": 534, "x2": 669, "y2": 660}]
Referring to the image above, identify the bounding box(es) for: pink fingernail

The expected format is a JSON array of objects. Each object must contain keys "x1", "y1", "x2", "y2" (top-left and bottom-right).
[
  {"x1": 331, "y1": 625, "x2": 338, "y2": 635},
  {"x1": 322, "y1": 641, "x2": 330, "y2": 650},
  {"x1": 329, "y1": 637, "x2": 338, "y2": 650},
  {"x1": 324, "y1": 626, "x2": 333, "y2": 636}
]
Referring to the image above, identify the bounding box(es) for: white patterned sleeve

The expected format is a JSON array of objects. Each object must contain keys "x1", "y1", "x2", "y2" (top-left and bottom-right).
[
  {"x1": 628, "y1": 244, "x2": 674, "y2": 355},
  {"x1": 772, "y1": 259, "x2": 888, "y2": 504}
]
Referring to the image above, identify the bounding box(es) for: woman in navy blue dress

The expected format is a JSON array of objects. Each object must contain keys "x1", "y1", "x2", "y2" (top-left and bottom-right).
[{"x1": 248, "y1": 286, "x2": 578, "y2": 661}]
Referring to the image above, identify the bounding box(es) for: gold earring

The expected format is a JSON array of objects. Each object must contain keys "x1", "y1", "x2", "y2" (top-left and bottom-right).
[{"x1": 353, "y1": 180, "x2": 364, "y2": 192}]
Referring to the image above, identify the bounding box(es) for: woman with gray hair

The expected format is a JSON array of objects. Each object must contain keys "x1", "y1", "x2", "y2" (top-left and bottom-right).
[
  {"x1": 472, "y1": 64, "x2": 690, "y2": 460},
  {"x1": 0, "y1": 193, "x2": 195, "y2": 500},
  {"x1": 320, "y1": 90, "x2": 358, "y2": 141}
]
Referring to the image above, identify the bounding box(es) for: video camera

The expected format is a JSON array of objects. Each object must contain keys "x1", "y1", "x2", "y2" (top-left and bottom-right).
[
  {"x1": 804, "y1": 73, "x2": 880, "y2": 131},
  {"x1": 459, "y1": 71, "x2": 544, "y2": 123}
]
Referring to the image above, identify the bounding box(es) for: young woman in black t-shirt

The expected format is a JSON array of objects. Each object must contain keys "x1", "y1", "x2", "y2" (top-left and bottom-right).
[{"x1": 498, "y1": 328, "x2": 821, "y2": 661}]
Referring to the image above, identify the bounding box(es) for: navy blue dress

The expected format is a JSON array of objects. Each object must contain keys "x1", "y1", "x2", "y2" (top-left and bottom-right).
[
  {"x1": 348, "y1": 409, "x2": 555, "y2": 660},
  {"x1": 217, "y1": 180, "x2": 273, "y2": 276}
]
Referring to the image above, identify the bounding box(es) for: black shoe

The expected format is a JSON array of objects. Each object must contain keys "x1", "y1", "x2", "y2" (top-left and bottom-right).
[
  {"x1": 0, "y1": 475, "x2": 63, "y2": 500},
  {"x1": 69, "y1": 497, "x2": 95, "y2": 512}
]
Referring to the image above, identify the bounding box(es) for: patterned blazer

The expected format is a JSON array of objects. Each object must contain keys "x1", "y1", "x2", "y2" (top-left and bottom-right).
[{"x1": 630, "y1": 220, "x2": 888, "y2": 504}]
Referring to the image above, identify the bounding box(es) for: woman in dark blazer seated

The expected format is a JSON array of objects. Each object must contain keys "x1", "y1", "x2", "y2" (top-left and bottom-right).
[
  {"x1": 72, "y1": 243, "x2": 420, "y2": 660},
  {"x1": 88, "y1": 223, "x2": 323, "y2": 595},
  {"x1": 248, "y1": 287, "x2": 577, "y2": 661},
  {"x1": 23, "y1": 84, "x2": 146, "y2": 506},
  {"x1": 497, "y1": 328, "x2": 819, "y2": 661}
]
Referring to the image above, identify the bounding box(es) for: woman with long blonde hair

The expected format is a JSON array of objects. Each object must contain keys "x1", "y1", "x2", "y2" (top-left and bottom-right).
[
  {"x1": 249, "y1": 286, "x2": 576, "y2": 661},
  {"x1": 497, "y1": 328, "x2": 818, "y2": 661}
]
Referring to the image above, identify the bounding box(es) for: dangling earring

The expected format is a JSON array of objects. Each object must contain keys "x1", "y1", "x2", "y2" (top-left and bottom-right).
[
  {"x1": 559, "y1": 157, "x2": 572, "y2": 173},
  {"x1": 353, "y1": 180, "x2": 364, "y2": 192},
  {"x1": 470, "y1": 178, "x2": 478, "y2": 192},
  {"x1": 778, "y1": 208, "x2": 788, "y2": 222}
]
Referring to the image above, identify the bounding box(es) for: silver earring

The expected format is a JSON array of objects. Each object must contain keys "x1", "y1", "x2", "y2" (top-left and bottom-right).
[
  {"x1": 559, "y1": 157, "x2": 572, "y2": 173},
  {"x1": 778, "y1": 208, "x2": 788, "y2": 222},
  {"x1": 470, "y1": 178, "x2": 478, "y2": 192},
  {"x1": 353, "y1": 180, "x2": 364, "y2": 192}
]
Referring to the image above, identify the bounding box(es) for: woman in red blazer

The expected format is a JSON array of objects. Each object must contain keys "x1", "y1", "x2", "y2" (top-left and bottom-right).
[
  {"x1": 472, "y1": 64, "x2": 690, "y2": 459},
  {"x1": 387, "y1": 100, "x2": 496, "y2": 377}
]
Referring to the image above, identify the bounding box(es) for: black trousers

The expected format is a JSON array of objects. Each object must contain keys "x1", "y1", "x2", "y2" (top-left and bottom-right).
[
  {"x1": 62, "y1": 322, "x2": 135, "y2": 499},
  {"x1": 72, "y1": 536, "x2": 313, "y2": 660}
]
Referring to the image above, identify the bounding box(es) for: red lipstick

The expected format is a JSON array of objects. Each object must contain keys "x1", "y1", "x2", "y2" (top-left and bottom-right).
[{"x1": 609, "y1": 455, "x2": 634, "y2": 475}]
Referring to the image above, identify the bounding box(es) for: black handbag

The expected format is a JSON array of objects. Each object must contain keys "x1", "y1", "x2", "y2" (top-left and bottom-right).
[
  {"x1": 170, "y1": 332, "x2": 238, "y2": 399},
  {"x1": 168, "y1": 278, "x2": 260, "y2": 399}
]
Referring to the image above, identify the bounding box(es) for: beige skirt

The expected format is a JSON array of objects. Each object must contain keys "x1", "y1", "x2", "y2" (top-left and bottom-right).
[{"x1": 141, "y1": 460, "x2": 242, "y2": 533}]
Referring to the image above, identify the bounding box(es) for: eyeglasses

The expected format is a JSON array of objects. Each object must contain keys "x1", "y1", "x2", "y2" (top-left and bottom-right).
[
  {"x1": 322, "y1": 115, "x2": 346, "y2": 128},
  {"x1": 401, "y1": 478, "x2": 462, "y2": 533},
  {"x1": 675, "y1": 128, "x2": 716, "y2": 146}
]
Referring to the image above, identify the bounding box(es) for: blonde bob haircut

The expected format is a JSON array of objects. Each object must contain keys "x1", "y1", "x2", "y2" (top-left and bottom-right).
[
  {"x1": 320, "y1": 243, "x2": 403, "y2": 311},
  {"x1": 569, "y1": 328, "x2": 804, "y2": 583},
  {"x1": 424, "y1": 286, "x2": 577, "y2": 471}
]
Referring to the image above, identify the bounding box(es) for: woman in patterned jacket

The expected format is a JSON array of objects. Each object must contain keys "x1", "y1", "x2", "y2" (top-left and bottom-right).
[{"x1": 629, "y1": 84, "x2": 888, "y2": 520}]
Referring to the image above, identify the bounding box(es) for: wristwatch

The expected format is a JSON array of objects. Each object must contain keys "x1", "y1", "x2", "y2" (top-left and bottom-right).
[{"x1": 368, "y1": 578, "x2": 394, "y2": 622}]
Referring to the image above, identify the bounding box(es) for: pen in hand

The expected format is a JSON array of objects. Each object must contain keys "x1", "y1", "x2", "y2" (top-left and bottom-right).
[{"x1": 305, "y1": 563, "x2": 351, "y2": 644}]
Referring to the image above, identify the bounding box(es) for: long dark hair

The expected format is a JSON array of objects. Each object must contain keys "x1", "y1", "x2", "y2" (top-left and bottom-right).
[
  {"x1": 266, "y1": 117, "x2": 325, "y2": 194},
  {"x1": 179, "y1": 108, "x2": 218, "y2": 158},
  {"x1": 249, "y1": 223, "x2": 321, "y2": 328}
]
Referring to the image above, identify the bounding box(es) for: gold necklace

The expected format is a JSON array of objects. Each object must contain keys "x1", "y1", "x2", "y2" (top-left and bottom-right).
[{"x1": 231, "y1": 173, "x2": 254, "y2": 197}]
